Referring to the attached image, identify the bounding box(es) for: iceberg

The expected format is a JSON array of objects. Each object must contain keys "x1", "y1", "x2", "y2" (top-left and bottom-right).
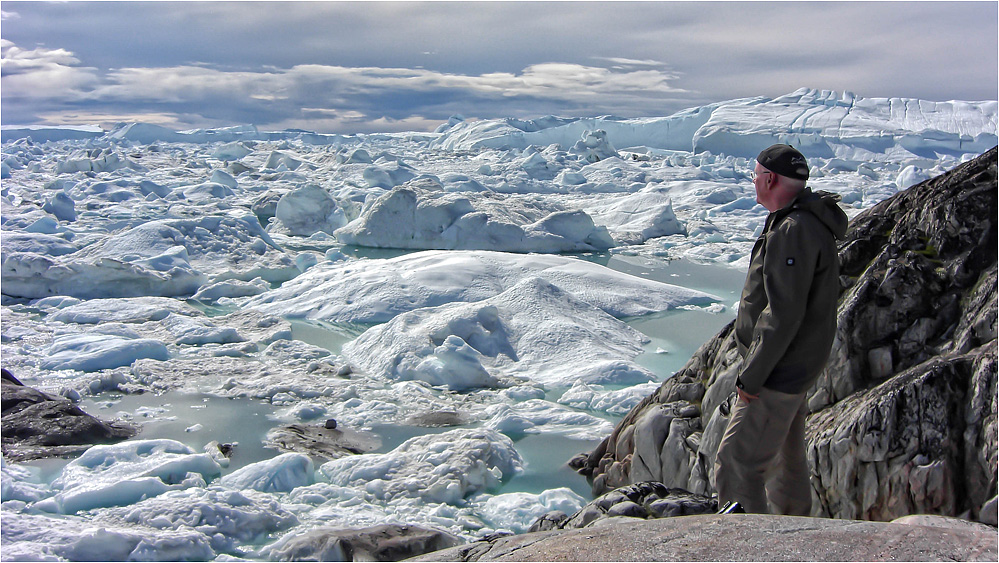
[
  {"x1": 318, "y1": 428, "x2": 523, "y2": 505},
  {"x1": 244, "y1": 249, "x2": 718, "y2": 324},
  {"x1": 34, "y1": 439, "x2": 221, "y2": 514}
]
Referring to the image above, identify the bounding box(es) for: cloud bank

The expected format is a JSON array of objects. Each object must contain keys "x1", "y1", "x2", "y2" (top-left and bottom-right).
[
  {"x1": 2, "y1": 38, "x2": 686, "y2": 132},
  {"x1": 2, "y1": 1, "x2": 996, "y2": 133}
]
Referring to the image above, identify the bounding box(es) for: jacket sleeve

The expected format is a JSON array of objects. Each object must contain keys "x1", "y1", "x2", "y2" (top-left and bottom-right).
[{"x1": 737, "y1": 216, "x2": 819, "y2": 395}]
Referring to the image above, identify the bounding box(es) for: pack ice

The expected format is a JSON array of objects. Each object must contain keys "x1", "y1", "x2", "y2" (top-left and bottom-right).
[{"x1": 1, "y1": 88, "x2": 995, "y2": 560}]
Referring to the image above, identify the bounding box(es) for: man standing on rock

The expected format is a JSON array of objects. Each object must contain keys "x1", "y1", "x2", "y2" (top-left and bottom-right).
[{"x1": 714, "y1": 144, "x2": 848, "y2": 515}]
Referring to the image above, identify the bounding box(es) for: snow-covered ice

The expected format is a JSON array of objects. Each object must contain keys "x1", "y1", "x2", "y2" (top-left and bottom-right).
[
  {"x1": 339, "y1": 276, "x2": 661, "y2": 389},
  {"x1": 2, "y1": 88, "x2": 995, "y2": 560}
]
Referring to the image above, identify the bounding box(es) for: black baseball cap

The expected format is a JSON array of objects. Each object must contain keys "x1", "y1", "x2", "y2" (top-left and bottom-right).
[{"x1": 757, "y1": 144, "x2": 809, "y2": 181}]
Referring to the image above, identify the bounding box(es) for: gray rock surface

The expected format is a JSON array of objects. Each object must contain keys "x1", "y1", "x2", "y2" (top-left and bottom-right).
[
  {"x1": 572, "y1": 147, "x2": 998, "y2": 523},
  {"x1": 1, "y1": 368, "x2": 136, "y2": 461},
  {"x1": 413, "y1": 514, "x2": 997, "y2": 562},
  {"x1": 532, "y1": 481, "x2": 717, "y2": 531},
  {"x1": 266, "y1": 523, "x2": 461, "y2": 561},
  {"x1": 264, "y1": 423, "x2": 382, "y2": 461}
]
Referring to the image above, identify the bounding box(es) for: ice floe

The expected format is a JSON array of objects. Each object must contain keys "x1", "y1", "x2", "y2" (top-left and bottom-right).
[{"x1": 1, "y1": 88, "x2": 995, "y2": 560}]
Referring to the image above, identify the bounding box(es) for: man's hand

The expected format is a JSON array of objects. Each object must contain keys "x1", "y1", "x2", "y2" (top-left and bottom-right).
[{"x1": 737, "y1": 387, "x2": 759, "y2": 402}]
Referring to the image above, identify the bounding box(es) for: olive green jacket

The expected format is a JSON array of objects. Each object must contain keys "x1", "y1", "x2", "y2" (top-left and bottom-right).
[{"x1": 735, "y1": 188, "x2": 849, "y2": 395}]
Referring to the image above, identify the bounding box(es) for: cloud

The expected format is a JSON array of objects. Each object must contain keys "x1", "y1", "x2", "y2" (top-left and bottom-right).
[
  {"x1": 0, "y1": 40, "x2": 100, "y2": 99},
  {"x1": 1, "y1": 2, "x2": 995, "y2": 132},
  {"x1": 2, "y1": 38, "x2": 689, "y2": 132},
  {"x1": 594, "y1": 57, "x2": 670, "y2": 68}
]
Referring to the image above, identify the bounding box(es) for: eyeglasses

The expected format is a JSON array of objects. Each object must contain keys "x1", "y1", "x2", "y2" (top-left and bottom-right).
[{"x1": 751, "y1": 169, "x2": 773, "y2": 181}]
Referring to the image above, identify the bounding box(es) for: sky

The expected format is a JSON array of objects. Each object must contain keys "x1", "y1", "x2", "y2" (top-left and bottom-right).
[{"x1": 1, "y1": 1, "x2": 997, "y2": 134}]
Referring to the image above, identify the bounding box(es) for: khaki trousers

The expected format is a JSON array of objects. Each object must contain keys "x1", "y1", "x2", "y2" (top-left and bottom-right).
[{"x1": 713, "y1": 387, "x2": 812, "y2": 515}]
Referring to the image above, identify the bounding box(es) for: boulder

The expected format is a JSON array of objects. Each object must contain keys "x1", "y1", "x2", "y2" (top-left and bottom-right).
[
  {"x1": 532, "y1": 481, "x2": 717, "y2": 531},
  {"x1": 1, "y1": 368, "x2": 136, "y2": 461},
  {"x1": 263, "y1": 423, "x2": 381, "y2": 462},
  {"x1": 572, "y1": 147, "x2": 998, "y2": 524}
]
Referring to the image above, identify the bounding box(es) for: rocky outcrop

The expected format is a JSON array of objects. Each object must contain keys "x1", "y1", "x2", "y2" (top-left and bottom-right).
[
  {"x1": 264, "y1": 423, "x2": 382, "y2": 461},
  {"x1": 572, "y1": 147, "x2": 998, "y2": 524},
  {"x1": 1, "y1": 368, "x2": 136, "y2": 461},
  {"x1": 528, "y1": 481, "x2": 717, "y2": 533},
  {"x1": 413, "y1": 513, "x2": 998, "y2": 562}
]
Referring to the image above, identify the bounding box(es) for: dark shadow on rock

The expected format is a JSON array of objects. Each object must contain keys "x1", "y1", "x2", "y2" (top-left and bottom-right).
[{"x1": 1, "y1": 368, "x2": 137, "y2": 461}]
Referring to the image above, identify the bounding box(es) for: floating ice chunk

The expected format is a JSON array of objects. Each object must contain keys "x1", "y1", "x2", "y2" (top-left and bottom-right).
[
  {"x1": 318, "y1": 428, "x2": 522, "y2": 505},
  {"x1": 220, "y1": 453, "x2": 315, "y2": 493},
  {"x1": 557, "y1": 380, "x2": 662, "y2": 415},
  {"x1": 570, "y1": 129, "x2": 619, "y2": 163},
  {"x1": 139, "y1": 179, "x2": 171, "y2": 198},
  {"x1": 1, "y1": 216, "x2": 297, "y2": 299},
  {"x1": 105, "y1": 487, "x2": 299, "y2": 554},
  {"x1": 162, "y1": 313, "x2": 244, "y2": 345},
  {"x1": 212, "y1": 141, "x2": 253, "y2": 161},
  {"x1": 0, "y1": 244, "x2": 205, "y2": 300},
  {"x1": 89, "y1": 527, "x2": 215, "y2": 562},
  {"x1": 264, "y1": 150, "x2": 315, "y2": 171},
  {"x1": 134, "y1": 245, "x2": 194, "y2": 273},
  {"x1": 25, "y1": 216, "x2": 60, "y2": 234},
  {"x1": 180, "y1": 181, "x2": 235, "y2": 202},
  {"x1": 277, "y1": 401, "x2": 328, "y2": 422},
  {"x1": 1, "y1": 458, "x2": 51, "y2": 503},
  {"x1": 435, "y1": 114, "x2": 466, "y2": 133},
  {"x1": 440, "y1": 172, "x2": 488, "y2": 192},
  {"x1": 363, "y1": 160, "x2": 416, "y2": 188},
  {"x1": 334, "y1": 186, "x2": 614, "y2": 253},
  {"x1": 42, "y1": 191, "x2": 77, "y2": 222},
  {"x1": 54, "y1": 149, "x2": 142, "y2": 174},
  {"x1": 518, "y1": 150, "x2": 555, "y2": 179},
  {"x1": 478, "y1": 488, "x2": 586, "y2": 534},
  {"x1": 0, "y1": 511, "x2": 215, "y2": 562},
  {"x1": 342, "y1": 148, "x2": 373, "y2": 163},
  {"x1": 34, "y1": 439, "x2": 221, "y2": 514},
  {"x1": 244, "y1": 249, "x2": 718, "y2": 324},
  {"x1": 897, "y1": 165, "x2": 930, "y2": 190},
  {"x1": 341, "y1": 277, "x2": 657, "y2": 388},
  {"x1": 191, "y1": 277, "x2": 271, "y2": 302},
  {"x1": 41, "y1": 331, "x2": 170, "y2": 372},
  {"x1": 411, "y1": 334, "x2": 500, "y2": 391},
  {"x1": 557, "y1": 170, "x2": 587, "y2": 186},
  {"x1": 210, "y1": 169, "x2": 238, "y2": 189},
  {"x1": 1, "y1": 232, "x2": 79, "y2": 257},
  {"x1": 483, "y1": 399, "x2": 613, "y2": 439},
  {"x1": 272, "y1": 184, "x2": 347, "y2": 237},
  {"x1": 582, "y1": 188, "x2": 685, "y2": 245},
  {"x1": 107, "y1": 122, "x2": 190, "y2": 143},
  {"x1": 49, "y1": 296, "x2": 198, "y2": 324}
]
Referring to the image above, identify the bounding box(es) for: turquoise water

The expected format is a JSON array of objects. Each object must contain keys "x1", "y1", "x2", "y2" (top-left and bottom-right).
[
  {"x1": 607, "y1": 255, "x2": 744, "y2": 381},
  {"x1": 284, "y1": 255, "x2": 744, "y2": 499},
  {"x1": 29, "y1": 256, "x2": 744, "y2": 503}
]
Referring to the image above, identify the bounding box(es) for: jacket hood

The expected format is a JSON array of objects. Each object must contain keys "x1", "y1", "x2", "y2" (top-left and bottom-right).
[{"x1": 787, "y1": 188, "x2": 849, "y2": 239}]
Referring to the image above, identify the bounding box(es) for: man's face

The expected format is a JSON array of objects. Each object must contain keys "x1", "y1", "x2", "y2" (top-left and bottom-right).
[{"x1": 752, "y1": 163, "x2": 772, "y2": 208}]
